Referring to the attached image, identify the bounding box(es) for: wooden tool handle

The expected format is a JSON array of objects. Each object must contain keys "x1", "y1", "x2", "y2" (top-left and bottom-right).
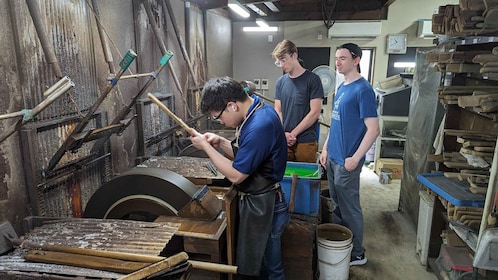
[
  {"x1": 189, "y1": 260, "x2": 237, "y2": 274},
  {"x1": 147, "y1": 93, "x2": 196, "y2": 136},
  {"x1": 289, "y1": 174, "x2": 298, "y2": 213}
]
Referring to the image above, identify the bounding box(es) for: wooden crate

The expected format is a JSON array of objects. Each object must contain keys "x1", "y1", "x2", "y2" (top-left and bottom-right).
[{"x1": 282, "y1": 214, "x2": 318, "y2": 280}]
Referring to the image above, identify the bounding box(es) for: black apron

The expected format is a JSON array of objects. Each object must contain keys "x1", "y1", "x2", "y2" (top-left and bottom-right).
[{"x1": 232, "y1": 101, "x2": 277, "y2": 276}]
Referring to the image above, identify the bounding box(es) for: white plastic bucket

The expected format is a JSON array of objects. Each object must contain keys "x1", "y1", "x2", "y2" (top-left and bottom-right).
[{"x1": 317, "y1": 223, "x2": 353, "y2": 280}]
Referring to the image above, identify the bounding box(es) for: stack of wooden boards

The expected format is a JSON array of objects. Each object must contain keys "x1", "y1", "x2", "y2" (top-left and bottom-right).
[
  {"x1": 427, "y1": 48, "x2": 498, "y2": 121},
  {"x1": 433, "y1": 0, "x2": 498, "y2": 36},
  {"x1": 0, "y1": 218, "x2": 191, "y2": 279},
  {"x1": 440, "y1": 131, "x2": 496, "y2": 193}
]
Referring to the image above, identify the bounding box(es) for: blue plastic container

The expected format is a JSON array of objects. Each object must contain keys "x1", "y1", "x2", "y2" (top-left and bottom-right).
[{"x1": 280, "y1": 162, "x2": 321, "y2": 216}]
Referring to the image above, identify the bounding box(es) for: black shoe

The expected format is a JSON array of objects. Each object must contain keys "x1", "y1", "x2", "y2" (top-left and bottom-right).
[{"x1": 350, "y1": 253, "x2": 367, "y2": 266}]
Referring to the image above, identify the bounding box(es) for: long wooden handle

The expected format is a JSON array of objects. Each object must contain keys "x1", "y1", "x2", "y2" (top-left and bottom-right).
[
  {"x1": 147, "y1": 93, "x2": 196, "y2": 136},
  {"x1": 118, "y1": 252, "x2": 189, "y2": 280},
  {"x1": 189, "y1": 260, "x2": 238, "y2": 274},
  {"x1": 289, "y1": 174, "x2": 298, "y2": 213}
]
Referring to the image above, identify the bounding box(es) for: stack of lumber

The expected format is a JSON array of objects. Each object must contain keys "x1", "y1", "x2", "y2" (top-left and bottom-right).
[
  {"x1": 436, "y1": 85, "x2": 498, "y2": 106},
  {"x1": 428, "y1": 50, "x2": 489, "y2": 74},
  {"x1": 442, "y1": 131, "x2": 496, "y2": 195},
  {"x1": 450, "y1": 205, "x2": 484, "y2": 230},
  {"x1": 0, "y1": 218, "x2": 191, "y2": 279},
  {"x1": 433, "y1": 0, "x2": 498, "y2": 36},
  {"x1": 434, "y1": 49, "x2": 498, "y2": 119}
]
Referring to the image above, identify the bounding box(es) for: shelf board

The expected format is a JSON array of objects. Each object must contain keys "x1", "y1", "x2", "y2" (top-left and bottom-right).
[{"x1": 380, "y1": 137, "x2": 406, "y2": 141}]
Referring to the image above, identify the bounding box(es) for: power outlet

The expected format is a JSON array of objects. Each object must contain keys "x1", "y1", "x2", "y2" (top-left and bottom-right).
[
  {"x1": 253, "y1": 79, "x2": 261, "y2": 90},
  {"x1": 261, "y1": 79, "x2": 269, "y2": 90}
]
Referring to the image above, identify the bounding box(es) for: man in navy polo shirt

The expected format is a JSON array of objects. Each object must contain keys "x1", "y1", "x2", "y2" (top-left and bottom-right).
[{"x1": 190, "y1": 77, "x2": 289, "y2": 280}]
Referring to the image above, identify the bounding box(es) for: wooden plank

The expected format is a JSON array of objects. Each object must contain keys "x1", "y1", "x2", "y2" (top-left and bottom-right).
[
  {"x1": 427, "y1": 154, "x2": 444, "y2": 162},
  {"x1": 480, "y1": 100, "x2": 498, "y2": 112},
  {"x1": 474, "y1": 146, "x2": 496, "y2": 152},
  {"x1": 458, "y1": 94, "x2": 498, "y2": 107},
  {"x1": 444, "y1": 129, "x2": 498, "y2": 140},
  {"x1": 24, "y1": 250, "x2": 148, "y2": 274},
  {"x1": 461, "y1": 147, "x2": 495, "y2": 157},
  {"x1": 461, "y1": 139, "x2": 496, "y2": 147},
  {"x1": 118, "y1": 252, "x2": 188, "y2": 280},
  {"x1": 155, "y1": 215, "x2": 226, "y2": 240}
]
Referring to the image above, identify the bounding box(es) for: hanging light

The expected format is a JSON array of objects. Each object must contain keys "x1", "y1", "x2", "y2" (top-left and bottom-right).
[
  {"x1": 228, "y1": 0, "x2": 250, "y2": 18},
  {"x1": 256, "y1": 18, "x2": 269, "y2": 28}
]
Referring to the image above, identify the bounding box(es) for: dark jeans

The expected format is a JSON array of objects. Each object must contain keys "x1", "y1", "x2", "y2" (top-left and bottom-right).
[{"x1": 260, "y1": 191, "x2": 290, "y2": 280}]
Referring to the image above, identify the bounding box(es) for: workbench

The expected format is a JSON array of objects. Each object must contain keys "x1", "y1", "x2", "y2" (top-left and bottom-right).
[{"x1": 139, "y1": 156, "x2": 227, "y2": 186}]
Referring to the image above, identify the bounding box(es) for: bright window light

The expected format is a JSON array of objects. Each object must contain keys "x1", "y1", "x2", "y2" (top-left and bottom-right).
[
  {"x1": 243, "y1": 26, "x2": 278, "y2": 32},
  {"x1": 394, "y1": 62, "x2": 416, "y2": 68}
]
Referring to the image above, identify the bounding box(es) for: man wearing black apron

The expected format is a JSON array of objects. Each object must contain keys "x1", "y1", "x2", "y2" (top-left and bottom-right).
[{"x1": 190, "y1": 77, "x2": 289, "y2": 280}]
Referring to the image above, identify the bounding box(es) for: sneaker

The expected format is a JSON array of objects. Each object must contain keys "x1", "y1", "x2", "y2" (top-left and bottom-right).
[{"x1": 350, "y1": 253, "x2": 367, "y2": 266}]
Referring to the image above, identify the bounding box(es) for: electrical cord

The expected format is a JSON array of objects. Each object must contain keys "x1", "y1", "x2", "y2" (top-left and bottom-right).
[{"x1": 321, "y1": 0, "x2": 337, "y2": 29}]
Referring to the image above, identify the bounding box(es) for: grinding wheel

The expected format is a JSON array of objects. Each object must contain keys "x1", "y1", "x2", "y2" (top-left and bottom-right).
[{"x1": 83, "y1": 167, "x2": 198, "y2": 221}]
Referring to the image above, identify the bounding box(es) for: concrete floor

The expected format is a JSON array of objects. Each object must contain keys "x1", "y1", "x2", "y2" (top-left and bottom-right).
[{"x1": 320, "y1": 165, "x2": 437, "y2": 280}]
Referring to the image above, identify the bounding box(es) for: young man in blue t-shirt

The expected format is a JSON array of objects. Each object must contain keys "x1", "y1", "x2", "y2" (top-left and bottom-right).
[{"x1": 319, "y1": 43, "x2": 380, "y2": 266}]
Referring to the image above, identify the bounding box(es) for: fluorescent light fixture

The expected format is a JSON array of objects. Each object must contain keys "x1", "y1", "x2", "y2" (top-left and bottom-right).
[
  {"x1": 264, "y1": 1, "x2": 279, "y2": 12},
  {"x1": 247, "y1": 4, "x2": 267, "y2": 16},
  {"x1": 228, "y1": 0, "x2": 250, "y2": 18},
  {"x1": 394, "y1": 62, "x2": 416, "y2": 68},
  {"x1": 243, "y1": 26, "x2": 278, "y2": 32},
  {"x1": 256, "y1": 18, "x2": 269, "y2": 28}
]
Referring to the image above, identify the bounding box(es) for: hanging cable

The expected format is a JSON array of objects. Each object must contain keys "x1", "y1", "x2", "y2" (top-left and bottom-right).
[{"x1": 321, "y1": 0, "x2": 337, "y2": 29}]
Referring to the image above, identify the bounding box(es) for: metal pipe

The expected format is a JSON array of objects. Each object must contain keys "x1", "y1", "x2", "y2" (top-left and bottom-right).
[
  {"x1": 90, "y1": 0, "x2": 116, "y2": 74},
  {"x1": 185, "y1": 1, "x2": 191, "y2": 57},
  {"x1": 162, "y1": 0, "x2": 199, "y2": 88},
  {"x1": 25, "y1": 0, "x2": 63, "y2": 78},
  {"x1": 43, "y1": 76, "x2": 72, "y2": 97},
  {"x1": 141, "y1": 0, "x2": 186, "y2": 103},
  {"x1": 0, "y1": 78, "x2": 74, "y2": 143}
]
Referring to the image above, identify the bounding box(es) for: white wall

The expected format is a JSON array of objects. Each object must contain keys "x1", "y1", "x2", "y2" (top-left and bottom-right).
[
  {"x1": 233, "y1": 0, "x2": 459, "y2": 99},
  {"x1": 232, "y1": 0, "x2": 458, "y2": 148}
]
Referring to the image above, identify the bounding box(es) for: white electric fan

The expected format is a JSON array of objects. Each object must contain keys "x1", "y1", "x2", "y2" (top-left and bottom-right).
[{"x1": 312, "y1": 65, "x2": 336, "y2": 98}]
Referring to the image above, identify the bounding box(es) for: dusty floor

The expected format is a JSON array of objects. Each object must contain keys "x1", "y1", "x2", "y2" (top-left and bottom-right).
[{"x1": 321, "y1": 165, "x2": 437, "y2": 280}]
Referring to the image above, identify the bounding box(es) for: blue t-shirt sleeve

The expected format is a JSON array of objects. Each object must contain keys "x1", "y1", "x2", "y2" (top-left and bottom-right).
[{"x1": 358, "y1": 86, "x2": 378, "y2": 119}]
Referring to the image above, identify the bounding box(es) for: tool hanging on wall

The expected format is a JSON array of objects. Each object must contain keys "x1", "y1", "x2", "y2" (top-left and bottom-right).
[
  {"x1": 161, "y1": 0, "x2": 200, "y2": 89},
  {"x1": 89, "y1": 51, "x2": 174, "y2": 155},
  {"x1": 141, "y1": 0, "x2": 193, "y2": 119},
  {"x1": 89, "y1": 0, "x2": 116, "y2": 74},
  {"x1": 44, "y1": 49, "x2": 137, "y2": 175},
  {"x1": 0, "y1": 76, "x2": 75, "y2": 144},
  {"x1": 26, "y1": 0, "x2": 63, "y2": 78}
]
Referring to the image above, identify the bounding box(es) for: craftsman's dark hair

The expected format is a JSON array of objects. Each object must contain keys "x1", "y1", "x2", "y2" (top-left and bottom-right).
[{"x1": 200, "y1": 77, "x2": 249, "y2": 114}]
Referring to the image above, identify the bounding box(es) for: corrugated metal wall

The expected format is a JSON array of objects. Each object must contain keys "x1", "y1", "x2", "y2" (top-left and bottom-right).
[{"x1": 0, "y1": 0, "x2": 231, "y2": 233}]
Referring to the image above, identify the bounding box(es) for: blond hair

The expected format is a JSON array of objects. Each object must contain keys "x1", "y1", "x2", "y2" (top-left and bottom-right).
[{"x1": 272, "y1": 39, "x2": 298, "y2": 60}]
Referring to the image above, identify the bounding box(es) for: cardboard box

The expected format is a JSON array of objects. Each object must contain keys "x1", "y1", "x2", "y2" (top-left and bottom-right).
[{"x1": 375, "y1": 158, "x2": 403, "y2": 179}]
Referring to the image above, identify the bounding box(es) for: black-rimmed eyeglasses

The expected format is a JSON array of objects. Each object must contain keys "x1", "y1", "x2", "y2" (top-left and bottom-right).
[{"x1": 212, "y1": 104, "x2": 227, "y2": 121}]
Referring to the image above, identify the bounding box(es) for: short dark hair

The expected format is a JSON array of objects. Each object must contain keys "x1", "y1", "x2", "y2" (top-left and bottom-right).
[
  {"x1": 337, "y1": 43, "x2": 362, "y2": 73},
  {"x1": 200, "y1": 77, "x2": 249, "y2": 114}
]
